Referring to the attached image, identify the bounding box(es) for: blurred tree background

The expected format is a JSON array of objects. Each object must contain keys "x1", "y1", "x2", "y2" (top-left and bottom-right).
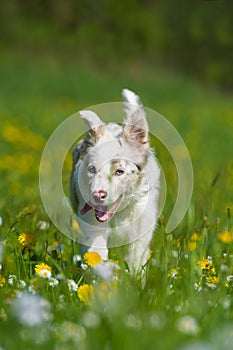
[{"x1": 0, "y1": 0, "x2": 232, "y2": 89}]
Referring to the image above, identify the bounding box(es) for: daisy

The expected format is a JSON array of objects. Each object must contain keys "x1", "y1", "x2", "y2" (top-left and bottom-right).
[
  {"x1": 48, "y1": 278, "x2": 59, "y2": 287},
  {"x1": 18, "y1": 280, "x2": 26, "y2": 289},
  {"x1": 8, "y1": 274, "x2": 17, "y2": 286},
  {"x1": 37, "y1": 220, "x2": 50, "y2": 230},
  {"x1": 73, "y1": 254, "x2": 82, "y2": 264},
  {"x1": 67, "y1": 279, "x2": 78, "y2": 292},
  {"x1": 35, "y1": 263, "x2": 52, "y2": 279}
]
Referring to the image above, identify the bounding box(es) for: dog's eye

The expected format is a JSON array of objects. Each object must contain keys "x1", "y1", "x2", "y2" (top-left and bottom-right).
[
  {"x1": 115, "y1": 169, "x2": 124, "y2": 176},
  {"x1": 88, "y1": 165, "x2": 97, "y2": 174}
]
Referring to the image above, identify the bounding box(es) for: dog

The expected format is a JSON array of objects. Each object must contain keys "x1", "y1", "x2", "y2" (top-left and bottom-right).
[{"x1": 70, "y1": 89, "x2": 160, "y2": 274}]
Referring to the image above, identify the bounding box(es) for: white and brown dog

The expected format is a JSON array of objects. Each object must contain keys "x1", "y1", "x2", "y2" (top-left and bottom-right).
[{"x1": 70, "y1": 89, "x2": 160, "y2": 273}]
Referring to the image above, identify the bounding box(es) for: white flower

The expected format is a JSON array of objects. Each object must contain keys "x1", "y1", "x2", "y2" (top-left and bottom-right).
[
  {"x1": 80, "y1": 263, "x2": 88, "y2": 270},
  {"x1": 37, "y1": 220, "x2": 50, "y2": 230},
  {"x1": 226, "y1": 275, "x2": 233, "y2": 282},
  {"x1": 40, "y1": 269, "x2": 52, "y2": 279},
  {"x1": 82, "y1": 311, "x2": 100, "y2": 328},
  {"x1": 0, "y1": 216, "x2": 2, "y2": 226},
  {"x1": 12, "y1": 293, "x2": 51, "y2": 327},
  {"x1": 125, "y1": 314, "x2": 142, "y2": 329},
  {"x1": 67, "y1": 279, "x2": 78, "y2": 292},
  {"x1": 73, "y1": 254, "x2": 82, "y2": 264},
  {"x1": 92, "y1": 261, "x2": 120, "y2": 281},
  {"x1": 48, "y1": 278, "x2": 59, "y2": 287},
  {"x1": 28, "y1": 285, "x2": 37, "y2": 294},
  {"x1": 176, "y1": 315, "x2": 199, "y2": 335},
  {"x1": 18, "y1": 280, "x2": 26, "y2": 289},
  {"x1": 8, "y1": 274, "x2": 17, "y2": 286}
]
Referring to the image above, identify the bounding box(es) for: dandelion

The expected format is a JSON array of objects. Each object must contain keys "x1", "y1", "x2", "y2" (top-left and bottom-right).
[
  {"x1": 35, "y1": 263, "x2": 52, "y2": 279},
  {"x1": 48, "y1": 278, "x2": 59, "y2": 287},
  {"x1": 67, "y1": 279, "x2": 78, "y2": 292},
  {"x1": 0, "y1": 274, "x2": 5, "y2": 287},
  {"x1": 96, "y1": 281, "x2": 113, "y2": 300},
  {"x1": 188, "y1": 232, "x2": 199, "y2": 251},
  {"x1": 176, "y1": 315, "x2": 200, "y2": 335},
  {"x1": 18, "y1": 232, "x2": 37, "y2": 247},
  {"x1": 205, "y1": 276, "x2": 220, "y2": 289},
  {"x1": 218, "y1": 231, "x2": 233, "y2": 244},
  {"x1": 12, "y1": 292, "x2": 51, "y2": 327},
  {"x1": 8, "y1": 274, "x2": 17, "y2": 286},
  {"x1": 197, "y1": 257, "x2": 213, "y2": 270},
  {"x1": 37, "y1": 220, "x2": 50, "y2": 230},
  {"x1": 83, "y1": 252, "x2": 103, "y2": 267},
  {"x1": 77, "y1": 284, "x2": 94, "y2": 305}
]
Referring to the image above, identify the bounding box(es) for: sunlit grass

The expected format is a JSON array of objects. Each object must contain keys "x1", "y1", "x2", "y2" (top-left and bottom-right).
[{"x1": 0, "y1": 50, "x2": 232, "y2": 349}]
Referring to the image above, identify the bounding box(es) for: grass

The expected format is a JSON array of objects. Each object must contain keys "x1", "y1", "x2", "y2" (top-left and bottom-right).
[{"x1": 0, "y1": 48, "x2": 233, "y2": 350}]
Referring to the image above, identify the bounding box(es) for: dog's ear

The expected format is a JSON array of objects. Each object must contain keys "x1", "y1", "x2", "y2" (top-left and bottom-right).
[
  {"x1": 122, "y1": 89, "x2": 149, "y2": 151},
  {"x1": 80, "y1": 110, "x2": 105, "y2": 140}
]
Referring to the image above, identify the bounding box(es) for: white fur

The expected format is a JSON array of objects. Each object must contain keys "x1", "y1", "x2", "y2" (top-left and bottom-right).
[{"x1": 70, "y1": 89, "x2": 160, "y2": 274}]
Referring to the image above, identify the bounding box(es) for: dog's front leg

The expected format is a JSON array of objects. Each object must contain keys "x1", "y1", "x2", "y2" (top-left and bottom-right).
[{"x1": 126, "y1": 230, "x2": 153, "y2": 275}]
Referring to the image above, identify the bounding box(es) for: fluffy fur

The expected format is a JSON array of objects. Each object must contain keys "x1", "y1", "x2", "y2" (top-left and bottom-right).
[{"x1": 70, "y1": 89, "x2": 160, "y2": 273}]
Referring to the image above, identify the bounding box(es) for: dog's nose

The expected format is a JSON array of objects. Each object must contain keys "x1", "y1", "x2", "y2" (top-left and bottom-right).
[{"x1": 93, "y1": 190, "x2": 107, "y2": 203}]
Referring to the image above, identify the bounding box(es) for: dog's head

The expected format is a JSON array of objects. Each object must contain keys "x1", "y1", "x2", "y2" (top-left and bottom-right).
[{"x1": 71, "y1": 89, "x2": 151, "y2": 223}]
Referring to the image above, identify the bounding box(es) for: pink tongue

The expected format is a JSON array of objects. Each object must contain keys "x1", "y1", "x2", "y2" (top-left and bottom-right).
[
  {"x1": 95, "y1": 206, "x2": 111, "y2": 222},
  {"x1": 80, "y1": 203, "x2": 92, "y2": 215},
  {"x1": 80, "y1": 203, "x2": 111, "y2": 222}
]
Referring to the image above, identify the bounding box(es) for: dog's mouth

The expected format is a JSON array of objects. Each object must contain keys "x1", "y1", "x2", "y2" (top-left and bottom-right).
[{"x1": 80, "y1": 198, "x2": 121, "y2": 223}]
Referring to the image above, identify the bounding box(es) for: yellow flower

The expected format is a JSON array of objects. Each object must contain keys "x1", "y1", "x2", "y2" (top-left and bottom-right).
[
  {"x1": 0, "y1": 308, "x2": 7, "y2": 321},
  {"x1": 205, "y1": 276, "x2": 220, "y2": 284},
  {"x1": 0, "y1": 274, "x2": 5, "y2": 287},
  {"x1": 190, "y1": 232, "x2": 199, "y2": 241},
  {"x1": 197, "y1": 258, "x2": 213, "y2": 270},
  {"x1": 35, "y1": 263, "x2": 52, "y2": 279},
  {"x1": 97, "y1": 281, "x2": 113, "y2": 300},
  {"x1": 77, "y1": 284, "x2": 94, "y2": 305},
  {"x1": 189, "y1": 232, "x2": 199, "y2": 251},
  {"x1": 83, "y1": 252, "x2": 103, "y2": 267},
  {"x1": 18, "y1": 232, "x2": 37, "y2": 247},
  {"x1": 188, "y1": 241, "x2": 197, "y2": 252},
  {"x1": 218, "y1": 231, "x2": 233, "y2": 244}
]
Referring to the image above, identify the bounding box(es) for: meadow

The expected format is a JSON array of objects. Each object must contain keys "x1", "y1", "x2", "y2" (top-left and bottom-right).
[{"x1": 0, "y1": 49, "x2": 233, "y2": 350}]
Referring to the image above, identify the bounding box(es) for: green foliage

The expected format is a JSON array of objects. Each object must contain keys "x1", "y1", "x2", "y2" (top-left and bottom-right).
[
  {"x1": 0, "y1": 50, "x2": 233, "y2": 349},
  {"x1": 0, "y1": 0, "x2": 232, "y2": 88}
]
